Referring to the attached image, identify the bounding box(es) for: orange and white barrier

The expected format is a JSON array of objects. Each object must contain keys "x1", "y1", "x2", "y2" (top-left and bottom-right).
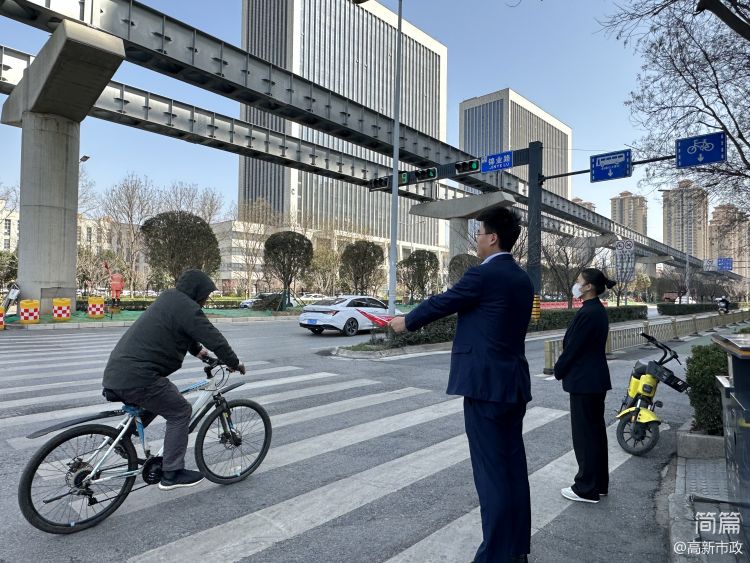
[
  {"x1": 19, "y1": 299, "x2": 40, "y2": 324},
  {"x1": 87, "y1": 296, "x2": 105, "y2": 319},
  {"x1": 52, "y1": 298, "x2": 72, "y2": 322}
]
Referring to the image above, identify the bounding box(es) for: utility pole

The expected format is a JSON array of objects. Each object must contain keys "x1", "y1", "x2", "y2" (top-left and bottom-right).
[{"x1": 527, "y1": 141, "x2": 543, "y2": 312}]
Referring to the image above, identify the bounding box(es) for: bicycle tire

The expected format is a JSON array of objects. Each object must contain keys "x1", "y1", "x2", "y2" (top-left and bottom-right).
[
  {"x1": 616, "y1": 417, "x2": 659, "y2": 456},
  {"x1": 18, "y1": 424, "x2": 137, "y2": 534},
  {"x1": 195, "y1": 399, "x2": 272, "y2": 485}
]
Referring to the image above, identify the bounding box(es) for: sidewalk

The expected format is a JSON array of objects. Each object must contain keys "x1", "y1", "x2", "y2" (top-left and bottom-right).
[{"x1": 670, "y1": 455, "x2": 749, "y2": 562}]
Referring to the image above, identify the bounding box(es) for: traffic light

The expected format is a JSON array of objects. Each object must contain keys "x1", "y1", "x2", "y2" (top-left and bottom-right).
[
  {"x1": 369, "y1": 176, "x2": 390, "y2": 191},
  {"x1": 398, "y1": 171, "x2": 409, "y2": 186},
  {"x1": 455, "y1": 159, "x2": 480, "y2": 175},
  {"x1": 414, "y1": 167, "x2": 438, "y2": 181}
]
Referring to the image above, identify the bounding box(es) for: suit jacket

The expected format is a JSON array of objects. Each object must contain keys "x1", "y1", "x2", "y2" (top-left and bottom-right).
[
  {"x1": 553, "y1": 297, "x2": 612, "y2": 394},
  {"x1": 405, "y1": 253, "x2": 534, "y2": 403}
]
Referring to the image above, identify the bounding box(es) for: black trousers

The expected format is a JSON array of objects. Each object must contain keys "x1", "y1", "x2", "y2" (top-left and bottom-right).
[
  {"x1": 569, "y1": 393, "x2": 608, "y2": 500},
  {"x1": 464, "y1": 397, "x2": 530, "y2": 562},
  {"x1": 104, "y1": 378, "x2": 192, "y2": 472}
]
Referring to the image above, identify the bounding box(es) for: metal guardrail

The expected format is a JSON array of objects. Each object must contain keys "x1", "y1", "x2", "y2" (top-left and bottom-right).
[{"x1": 543, "y1": 310, "x2": 750, "y2": 375}]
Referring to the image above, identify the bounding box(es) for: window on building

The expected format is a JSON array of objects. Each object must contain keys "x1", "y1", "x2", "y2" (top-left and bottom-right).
[
  {"x1": 96, "y1": 228, "x2": 102, "y2": 244},
  {"x1": 86, "y1": 226, "x2": 92, "y2": 244},
  {"x1": 3, "y1": 219, "x2": 10, "y2": 236},
  {"x1": 77, "y1": 226, "x2": 81, "y2": 242},
  {"x1": 3, "y1": 238, "x2": 9, "y2": 250}
]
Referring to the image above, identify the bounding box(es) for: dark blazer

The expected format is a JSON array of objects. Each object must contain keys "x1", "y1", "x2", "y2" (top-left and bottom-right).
[
  {"x1": 405, "y1": 253, "x2": 534, "y2": 403},
  {"x1": 553, "y1": 297, "x2": 612, "y2": 394}
]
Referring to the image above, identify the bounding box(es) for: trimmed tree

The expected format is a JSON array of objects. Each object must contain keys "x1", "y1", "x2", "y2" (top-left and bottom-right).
[
  {"x1": 339, "y1": 241, "x2": 384, "y2": 295},
  {"x1": 141, "y1": 211, "x2": 221, "y2": 284},
  {"x1": 448, "y1": 254, "x2": 482, "y2": 286},
  {"x1": 398, "y1": 250, "x2": 439, "y2": 303},
  {"x1": 263, "y1": 231, "x2": 313, "y2": 309}
]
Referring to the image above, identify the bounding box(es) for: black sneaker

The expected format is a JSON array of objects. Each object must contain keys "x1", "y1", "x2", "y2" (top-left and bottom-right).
[{"x1": 158, "y1": 469, "x2": 205, "y2": 491}]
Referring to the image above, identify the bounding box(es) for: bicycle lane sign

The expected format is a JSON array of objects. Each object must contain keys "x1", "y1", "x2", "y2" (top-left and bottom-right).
[{"x1": 676, "y1": 131, "x2": 726, "y2": 168}]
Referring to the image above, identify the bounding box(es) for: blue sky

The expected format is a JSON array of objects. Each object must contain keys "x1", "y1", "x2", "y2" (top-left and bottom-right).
[{"x1": 0, "y1": 0, "x2": 667, "y2": 240}]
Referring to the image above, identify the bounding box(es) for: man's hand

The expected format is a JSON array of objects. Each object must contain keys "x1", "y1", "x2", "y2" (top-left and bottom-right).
[
  {"x1": 233, "y1": 362, "x2": 246, "y2": 375},
  {"x1": 389, "y1": 316, "x2": 407, "y2": 334},
  {"x1": 197, "y1": 347, "x2": 210, "y2": 359}
]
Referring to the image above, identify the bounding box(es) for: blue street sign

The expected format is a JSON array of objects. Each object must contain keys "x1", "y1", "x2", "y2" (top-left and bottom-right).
[
  {"x1": 717, "y1": 257, "x2": 733, "y2": 271},
  {"x1": 481, "y1": 151, "x2": 513, "y2": 173},
  {"x1": 590, "y1": 149, "x2": 632, "y2": 182},
  {"x1": 676, "y1": 131, "x2": 727, "y2": 168}
]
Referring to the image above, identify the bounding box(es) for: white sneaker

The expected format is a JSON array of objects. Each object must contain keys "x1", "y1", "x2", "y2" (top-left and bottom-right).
[{"x1": 561, "y1": 487, "x2": 599, "y2": 503}]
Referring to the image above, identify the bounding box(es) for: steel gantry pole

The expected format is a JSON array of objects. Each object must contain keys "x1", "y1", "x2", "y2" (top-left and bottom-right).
[
  {"x1": 352, "y1": 0, "x2": 403, "y2": 314},
  {"x1": 387, "y1": 0, "x2": 404, "y2": 315}
]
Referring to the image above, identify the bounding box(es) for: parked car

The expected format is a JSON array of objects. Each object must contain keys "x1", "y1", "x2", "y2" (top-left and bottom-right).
[
  {"x1": 240, "y1": 292, "x2": 304, "y2": 309},
  {"x1": 300, "y1": 293, "x2": 328, "y2": 303},
  {"x1": 298, "y1": 295, "x2": 403, "y2": 336}
]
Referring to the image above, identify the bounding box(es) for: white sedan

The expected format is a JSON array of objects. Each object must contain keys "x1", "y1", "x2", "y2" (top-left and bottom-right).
[{"x1": 298, "y1": 295, "x2": 403, "y2": 336}]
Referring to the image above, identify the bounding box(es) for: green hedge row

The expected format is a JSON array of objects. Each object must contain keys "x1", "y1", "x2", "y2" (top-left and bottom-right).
[
  {"x1": 371, "y1": 305, "x2": 648, "y2": 348},
  {"x1": 75, "y1": 298, "x2": 246, "y2": 311},
  {"x1": 656, "y1": 303, "x2": 737, "y2": 316},
  {"x1": 686, "y1": 344, "x2": 728, "y2": 435}
]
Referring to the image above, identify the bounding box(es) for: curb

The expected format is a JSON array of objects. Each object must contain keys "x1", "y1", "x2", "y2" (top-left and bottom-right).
[
  {"x1": 669, "y1": 491, "x2": 702, "y2": 562},
  {"x1": 676, "y1": 419, "x2": 725, "y2": 459},
  {"x1": 2, "y1": 315, "x2": 299, "y2": 331},
  {"x1": 328, "y1": 341, "x2": 452, "y2": 359}
]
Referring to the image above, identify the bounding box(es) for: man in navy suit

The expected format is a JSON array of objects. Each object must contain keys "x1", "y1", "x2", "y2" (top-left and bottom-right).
[{"x1": 390, "y1": 207, "x2": 534, "y2": 563}]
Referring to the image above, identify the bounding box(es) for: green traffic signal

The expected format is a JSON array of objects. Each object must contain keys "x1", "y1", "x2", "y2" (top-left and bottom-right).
[
  {"x1": 414, "y1": 167, "x2": 438, "y2": 181},
  {"x1": 455, "y1": 159, "x2": 480, "y2": 174}
]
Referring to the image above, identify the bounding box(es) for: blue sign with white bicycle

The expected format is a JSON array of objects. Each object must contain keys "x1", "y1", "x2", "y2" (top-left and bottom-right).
[
  {"x1": 676, "y1": 132, "x2": 726, "y2": 169},
  {"x1": 481, "y1": 151, "x2": 513, "y2": 173},
  {"x1": 718, "y1": 257, "x2": 733, "y2": 271},
  {"x1": 590, "y1": 149, "x2": 632, "y2": 182}
]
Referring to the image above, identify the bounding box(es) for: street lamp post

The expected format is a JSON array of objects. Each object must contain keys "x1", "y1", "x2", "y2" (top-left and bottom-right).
[{"x1": 353, "y1": 0, "x2": 403, "y2": 315}]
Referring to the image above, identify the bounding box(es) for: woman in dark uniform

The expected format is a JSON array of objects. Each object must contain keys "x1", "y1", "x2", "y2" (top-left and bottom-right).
[{"x1": 554, "y1": 268, "x2": 617, "y2": 504}]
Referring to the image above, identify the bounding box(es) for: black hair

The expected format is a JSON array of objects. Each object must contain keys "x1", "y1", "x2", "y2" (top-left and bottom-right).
[
  {"x1": 475, "y1": 207, "x2": 521, "y2": 252},
  {"x1": 581, "y1": 268, "x2": 617, "y2": 296}
]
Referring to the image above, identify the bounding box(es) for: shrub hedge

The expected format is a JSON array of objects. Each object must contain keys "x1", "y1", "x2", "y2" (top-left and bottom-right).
[
  {"x1": 656, "y1": 303, "x2": 737, "y2": 316},
  {"x1": 371, "y1": 305, "x2": 648, "y2": 348},
  {"x1": 685, "y1": 343, "x2": 728, "y2": 435}
]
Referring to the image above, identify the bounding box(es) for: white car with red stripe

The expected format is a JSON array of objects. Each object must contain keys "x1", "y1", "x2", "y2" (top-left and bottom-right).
[{"x1": 298, "y1": 295, "x2": 402, "y2": 336}]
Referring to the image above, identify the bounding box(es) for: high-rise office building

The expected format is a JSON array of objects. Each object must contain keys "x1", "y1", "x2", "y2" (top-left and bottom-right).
[
  {"x1": 709, "y1": 204, "x2": 750, "y2": 279},
  {"x1": 239, "y1": 0, "x2": 448, "y2": 261},
  {"x1": 662, "y1": 180, "x2": 709, "y2": 259},
  {"x1": 610, "y1": 191, "x2": 648, "y2": 236},
  {"x1": 459, "y1": 88, "x2": 572, "y2": 198}
]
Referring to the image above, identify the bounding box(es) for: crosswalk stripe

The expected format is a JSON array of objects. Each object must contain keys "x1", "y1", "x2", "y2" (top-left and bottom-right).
[
  {"x1": 384, "y1": 422, "x2": 630, "y2": 562},
  {"x1": 128, "y1": 406, "x2": 565, "y2": 563},
  {"x1": 92, "y1": 387, "x2": 434, "y2": 458},
  {"x1": 1, "y1": 361, "x2": 272, "y2": 393},
  {"x1": 0, "y1": 352, "x2": 112, "y2": 369},
  {"x1": 0, "y1": 366, "x2": 304, "y2": 409},
  {"x1": 0, "y1": 378, "x2": 378, "y2": 432},
  {"x1": 116, "y1": 397, "x2": 467, "y2": 517},
  {"x1": 0, "y1": 367, "x2": 106, "y2": 385}
]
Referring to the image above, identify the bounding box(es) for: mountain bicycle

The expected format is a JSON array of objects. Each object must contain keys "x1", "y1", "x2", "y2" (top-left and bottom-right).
[{"x1": 17, "y1": 357, "x2": 272, "y2": 534}]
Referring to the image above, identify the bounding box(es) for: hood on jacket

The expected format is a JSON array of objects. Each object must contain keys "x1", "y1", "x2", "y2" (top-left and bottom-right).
[{"x1": 176, "y1": 269, "x2": 218, "y2": 303}]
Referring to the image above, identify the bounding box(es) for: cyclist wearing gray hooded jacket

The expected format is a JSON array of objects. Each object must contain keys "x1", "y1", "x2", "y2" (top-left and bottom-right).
[{"x1": 102, "y1": 269, "x2": 245, "y2": 490}]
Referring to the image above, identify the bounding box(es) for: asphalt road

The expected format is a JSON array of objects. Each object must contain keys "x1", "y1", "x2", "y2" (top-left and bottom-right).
[{"x1": 0, "y1": 318, "x2": 717, "y2": 563}]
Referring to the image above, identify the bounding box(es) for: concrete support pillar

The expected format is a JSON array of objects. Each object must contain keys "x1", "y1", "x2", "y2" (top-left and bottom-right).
[
  {"x1": 449, "y1": 218, "x2": 469, "y2": 261},
  {"x1": 18, "y1": 113, "x2": 80, "y2": 309},
  {"x1": 644, "y1": 262, "x2": 657, "y2": 278},
  {"x1": 1, "y1": 20, "x2": 124, "y2": 313}
]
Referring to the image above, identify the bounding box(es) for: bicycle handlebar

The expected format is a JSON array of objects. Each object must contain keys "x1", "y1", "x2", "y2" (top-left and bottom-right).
[{"x1": 640, "y1": 332, "x2": 681, "y2": 365}]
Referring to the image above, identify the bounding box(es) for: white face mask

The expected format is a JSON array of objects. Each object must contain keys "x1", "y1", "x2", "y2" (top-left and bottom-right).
[{"x1": 572, "y1": 283, "x2": 584, "y2": 298}]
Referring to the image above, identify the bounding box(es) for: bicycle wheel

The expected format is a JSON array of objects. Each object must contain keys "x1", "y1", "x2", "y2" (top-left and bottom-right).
[
  {"x1": 616, "y1": 417, "x2": 659, "y2": 456},
  {"x1": 18, "y1": 424, "x2": 137, "y2": 534},
  {"x1": 195, "y1": 399, "x2": 272, "y2": 484}
]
